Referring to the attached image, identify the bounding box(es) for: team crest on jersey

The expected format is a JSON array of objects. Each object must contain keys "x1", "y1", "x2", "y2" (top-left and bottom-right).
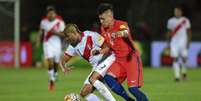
[
  {"x1": 120, "y1": 24, "x2": 127, "y2": 30},
  {"x1": 98, "y1": 36, "x2": 104, "y2": 45}
]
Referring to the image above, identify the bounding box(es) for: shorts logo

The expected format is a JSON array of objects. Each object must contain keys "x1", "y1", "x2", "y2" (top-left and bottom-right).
[{"x1": 99, "y1": 64, "x2": 106, "y2": 70}]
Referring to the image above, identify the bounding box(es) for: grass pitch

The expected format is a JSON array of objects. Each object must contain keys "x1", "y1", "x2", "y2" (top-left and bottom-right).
[{"x1": 0, "y1": 64, "x2": 201, "y2": 101}]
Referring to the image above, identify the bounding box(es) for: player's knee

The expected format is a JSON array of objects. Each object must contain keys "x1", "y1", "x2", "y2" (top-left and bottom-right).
[
  {"x1": 80, "y1": 85, "x2": 93, "y2": 97},
  {"x1": 89, "y1": 72, "x2": 102, "y2": 84}
]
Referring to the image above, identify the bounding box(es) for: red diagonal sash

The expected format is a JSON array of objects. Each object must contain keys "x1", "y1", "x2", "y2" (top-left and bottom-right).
[
  {"x1": 44, "y1": 22, "x2": 60, "y2": 41},
  {"x1": 171, "y1": 19, "x2": 186, "y2": 36}
]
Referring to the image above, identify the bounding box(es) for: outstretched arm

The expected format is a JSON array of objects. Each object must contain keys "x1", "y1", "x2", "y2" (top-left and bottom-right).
[{"x1": 59, "y1": 54, "x2": 73, "y2": 74}]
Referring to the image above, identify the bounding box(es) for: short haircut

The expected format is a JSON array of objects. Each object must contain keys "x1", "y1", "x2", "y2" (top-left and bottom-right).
[
  {"x1": 46, "y1": 6, "x2": 56, "y2": 12},
  {"x1": 63, "y1": 23, "x2": 81, "y2": 36},
  {"x1": 174, "y1": 5, "x2": 183, "y2": 11},
  {"x1": 97, "y1": 3, "x2": 113, "y2": 15}
]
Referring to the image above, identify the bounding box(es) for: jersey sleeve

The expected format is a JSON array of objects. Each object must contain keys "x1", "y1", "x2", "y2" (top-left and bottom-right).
[
  {"x1": 186, "y1": 19, "x2": 191, "y2": 29},
  {"x1": 40, "y1": 20, "x2": 44, "y2": 30},
  {"x1": 167, "y1": 19, "x2": 173, "y2": 30},
  {"x1": 91, "y1": 32, "x2": 105, "y2": 47},
  {"x1": 64, "y1": 45, "x2": 77, "y2": 57},
  {"x1": 58, "y1": 20, "x2": 65, "y2": 32}
]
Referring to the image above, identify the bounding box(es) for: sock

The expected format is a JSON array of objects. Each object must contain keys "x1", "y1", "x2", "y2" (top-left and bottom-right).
[
  {"x1": 173, "y1": 61, "x2": 180, "y2": 79},
  {"x1": 48, "y1": 69, "x2": 56, "y2": 82},
  {"x1": 129, "y1": 87, "x2": 148, "y2": 101},
  {"x1": 104, "y1": 75, "x2": 131, "y2": 101},
  {"x1": 85, "y1": 93, "x2": 101, "y2": 101},
  {"x1": 93, "y1": 80, "x2": 116, "y2": 101},
  {"x1": 181, "y1": 61, "x2": 187, "y2": 74}
]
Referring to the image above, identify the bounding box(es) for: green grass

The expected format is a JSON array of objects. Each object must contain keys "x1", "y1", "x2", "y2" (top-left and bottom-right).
[{"x1": 0, "y1": 66, "x2": 201, "y2": 101}]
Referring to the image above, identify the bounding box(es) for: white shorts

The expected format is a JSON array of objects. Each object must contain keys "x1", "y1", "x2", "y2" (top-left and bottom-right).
[
  {"x1": 170, "y1": 42, "x2": 188, "y2": 58},
  {"x1": 83, "y1": 54, "x2": 115, "y2": 84},
  {"x1": 43, "y1": 43, "x2": 62, "y2": 63}
]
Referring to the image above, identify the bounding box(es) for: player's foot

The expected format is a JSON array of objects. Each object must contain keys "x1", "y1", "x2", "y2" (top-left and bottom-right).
[
  {"x1": 127, "y1": 98, "x2": 135, "y2": 101},
  {"x1": 182, "y1": 73, "x2": 188, "y2": 80},
  {"x1": 54, "y1": 72, "x2": 58, "y2": 82},
  {"x1": 174, "y1": 78, "x2": 180, "y2": 82},
  {"x1": 48, "y1": 80, "x2": 55, "y2": 91}
]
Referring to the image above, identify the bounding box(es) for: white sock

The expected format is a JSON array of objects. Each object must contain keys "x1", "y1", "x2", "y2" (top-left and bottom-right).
[
  {"x1": 93, "y1": 80, "x2": 116, "y2": 101},
  {"x1": 85, "y1": 93, "x2": 101, "y2": 101},
  {"x1": 48, "y1": 69, "x2": 55, "y2": 82},
  {"x1": 181, "y1": 61, "x2": 187, "y2": 74},
  {"x1": 173, "y1": 61, "x2": 180, "y2": 78}
]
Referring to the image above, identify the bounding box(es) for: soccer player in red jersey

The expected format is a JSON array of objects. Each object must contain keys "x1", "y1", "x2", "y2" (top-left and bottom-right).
[{"x1": 97, "y1": 3, "x2": 148, "y2": 101}]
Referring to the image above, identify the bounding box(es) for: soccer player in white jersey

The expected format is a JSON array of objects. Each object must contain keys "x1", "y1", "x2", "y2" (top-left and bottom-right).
[
  {"x1": 167, "y1": 6, "x2": 192, "y2": 81},
  {"x1": 60, "y1": 24, "x2": 116, "y2": 101},
  {"x1": 39, "y1": 6, "x2": 65, "y2": 90}
]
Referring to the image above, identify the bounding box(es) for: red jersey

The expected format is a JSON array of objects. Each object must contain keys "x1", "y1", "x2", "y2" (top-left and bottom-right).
[{"x1": 101, "y1": 20, "x2": 136, "y2": 58}]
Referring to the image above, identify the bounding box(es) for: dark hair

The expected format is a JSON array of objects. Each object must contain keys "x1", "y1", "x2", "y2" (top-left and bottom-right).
[
  {"x1": 97, "y1": 3, "x2": 113, "y2": 15},
  {"x1": 46, "y1": 6, "x2": 56, "y2": 12},
  {"x1": 174, "y1": 5, "x2": 183, "y2": 11}
]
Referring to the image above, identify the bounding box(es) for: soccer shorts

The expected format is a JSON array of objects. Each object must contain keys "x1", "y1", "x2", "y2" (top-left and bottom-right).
[
  {"x1": 84, "y1": 54, "x2": 115, "y2": 84},
  {"x1": 43, "y1": 43, "x2": 62, "y2": 63},
  {"x1": 170, "y1": 41, "x2": 188, "y2": 58},
  {"x1": 107, "y1": 52, "x2": 144, "y2": 87}
]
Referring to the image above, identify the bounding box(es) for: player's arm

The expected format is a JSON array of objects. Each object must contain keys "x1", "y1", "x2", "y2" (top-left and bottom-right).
[
  {"x1": 187, "y1": 19, "x2": 192, "y2": 48},
  {"x1": 112, "y1": 24, "x2": 130, "y2": 38},
  {"x1": 166, "y1": 29, "x2": 172, "y2": 47},
  {"x1": 92, "y1": 42, "x2": 111, "y2": 55},
  {"x1": 51, "y1": 21, "x2": 66, "y2": 37},
  {"x1": 59, "y1": 54, "x2": 73, "y2": 74}
]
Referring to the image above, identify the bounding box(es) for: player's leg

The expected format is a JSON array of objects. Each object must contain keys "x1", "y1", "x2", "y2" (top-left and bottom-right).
[
  {"x1": 89, "y1": 72, "x2": 116, "y2": 101},
  {"x1": 104, "y1": 61, "x2": 134, "y2": 101},
  {"x1": 180, "y1": 47, "x2": 188, "y2": 80},
  {"x1": 53, "y1": 48, "x2": 62, "y2": 81},
  {"x1": 47, "y1": 58, "x2": 56, "y2": 91},
  {"x1": 81, "y1": 74, "x2": 102, "y2": 101},
  {"x1": 80, "y1": 84, "x2": 101, "y2": 101},
  {"x1": 126, "y1": 53, "x2": 148, "y2": 101},
  {"x1": 89, "y1": 55, "x2": 116, "y2": 101},
  {"x1": 44, "y1": 45, "x2": 57, "y2": 91},
  {"x1": 170, "y1": 44, "x2": 180, "y2": 81}
]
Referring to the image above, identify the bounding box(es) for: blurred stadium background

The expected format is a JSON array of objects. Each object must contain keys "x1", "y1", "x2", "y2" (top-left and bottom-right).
[{"x1": 0, "y1": 0, "x2": 201, "y2": 101}]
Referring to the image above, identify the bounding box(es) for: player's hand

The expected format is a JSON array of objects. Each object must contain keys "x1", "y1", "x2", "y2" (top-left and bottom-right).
[
  {"x1": 91, "y1": 50, "x2": 100, "y2": 56},
  {"x1": 61, "y1": 67, "x2": 73, "y2": 74}
]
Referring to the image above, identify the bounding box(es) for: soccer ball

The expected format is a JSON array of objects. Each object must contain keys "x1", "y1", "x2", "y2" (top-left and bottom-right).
[{"x1": 64, "y1": 93, "x2": 80, "y2": 101}]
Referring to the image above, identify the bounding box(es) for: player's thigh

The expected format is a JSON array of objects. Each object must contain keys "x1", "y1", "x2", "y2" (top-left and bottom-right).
[
  {"x1": 107, "y1": 61, "x2": 127, "y2": 83},
  {"x1": 125, "y1": 53, "x2": 144, "y2": 87},
  {"x1": 180, "y1": 44, "x2": 188, "y2": 59},
  {"x1": 170, "y1": 44, "x2": 179, "y2": 58},
  {"x1": 94, "y1": 54, "x2": 115, "y2": 77},
  {"x1": 54, "y1": 48, "x2": 62, "y2": 63}
]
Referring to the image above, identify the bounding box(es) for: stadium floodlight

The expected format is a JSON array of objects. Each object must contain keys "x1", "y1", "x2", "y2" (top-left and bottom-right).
[{"x1": 0, "y1": 0, "x2": 20, "y2": 68}]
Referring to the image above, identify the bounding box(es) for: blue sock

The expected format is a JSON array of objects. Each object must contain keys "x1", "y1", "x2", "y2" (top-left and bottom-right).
[
  {"x1": 129, "y1": 87, "x2": 148, "y2": 101},
  {"x1": 104, "y1": 74, "x2": 131, "y2": 101}
]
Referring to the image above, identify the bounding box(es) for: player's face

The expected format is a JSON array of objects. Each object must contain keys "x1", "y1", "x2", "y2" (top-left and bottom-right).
[
  {"x1": 64, "y1": 32, "x2": 80, "y2": 46},
  {"x1": 47, "y1": 11, "x2": 57, "y2": 21},
  {"x1": 174, "y1": 8, "x2": 182, "y2": 18},
  {"x1": 99, "y1": 10, "x2": 114, "y2": 28}
]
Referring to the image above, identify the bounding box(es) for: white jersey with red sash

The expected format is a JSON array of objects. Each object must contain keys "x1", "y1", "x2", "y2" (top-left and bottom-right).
[
  {"x1": 64, "y1": 31, "x2": 105, "y2": 67},
  {"x1": 167, "y1": 17, "x2": 191, "y2": 45},
  {"x1": 40, "y1": 16, "x2": 65, "y2": 62},
  {"x1": 167, "y1": 17, "x2": 191, "y2": 57}
]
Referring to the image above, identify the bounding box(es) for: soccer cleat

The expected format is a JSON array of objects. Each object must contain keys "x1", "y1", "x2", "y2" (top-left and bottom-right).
[
  {"x1": 48, "y1": 80, "x2": 55, "y2": 91},
  {"x1": 174, "y1": 78, "x2": 180, "y2": 82},
  {"x1": 182, "y1": 73, "x2": 188, "y2": 80}
]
